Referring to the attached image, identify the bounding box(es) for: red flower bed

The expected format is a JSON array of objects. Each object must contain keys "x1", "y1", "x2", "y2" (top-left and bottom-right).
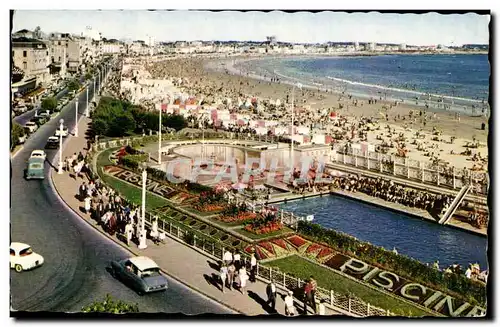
[
  {"x1": 306, "y1": 243, "x2": 323, "y2": 254},
  {"x1": 287, "y1": 235, "x2": 308, "y2": 248},
  {"x1": 318, "y1": 247, "x2": 334, "y2": 258},
  {"x1": 258, "y1": 242, "x2": 275, "y2": 255},
  {"x1": 217, "y1": 212, "x2": 258, "y2": 223},
  {"x1": 271, "y1": 238, "x2": 288, "y2": 250},
  {"x1": 254, "y1": 246, "x2": 267, "y2": 260},
  {"x1": 193, "y1": 203, "x2": 226, "y2": 212},
  {"x1": 244, "y1": 221, "x2": 283, "y2": 235},
  {"x1": 244, "y1": 245, "x2": 255, "y2": 254}
]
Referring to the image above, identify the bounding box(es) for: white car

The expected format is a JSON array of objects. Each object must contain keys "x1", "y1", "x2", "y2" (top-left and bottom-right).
[
  {"x1": 18, "y1": 134, "x2": 27, "y2": 144},
  {"x1": 24, "y1": 121, "x2": 38, "y2": 133},
  {"x1": 55, "y1": 126, "x2": 69, "y2": 137},
  {"x1": 10, "y1": 242, "x2": 44, "y2": 273},
  {"x1": 30, "y1": 149, "x2": 46, "y2": 161}
]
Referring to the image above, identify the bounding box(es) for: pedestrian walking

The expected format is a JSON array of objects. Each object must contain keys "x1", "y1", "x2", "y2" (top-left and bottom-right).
[
  {"x1": 284, "y1": 291, "x2": 295, "y2": 316},
  {"x1": 250, "y1": 253, "x2": 257, "y2": 282},
  {"x1": 303, "y1": 279, "x2": 317, "y2": 314},
  {"x1": 266, "y1": 281, "x2": 277, "y2": 312},
  {"x1": 233, "y1": 251, "x2": 241, "y2": 270},
  {"x1": 223, "y1": 249, "x2": 233, "y2": 266},
  {"x1": 318, "y1": 299, "x2": 326, "y2": 316},
  {"x1": 125, "y1": 221, "x2": 133, "y2": 246},
  {"x1": 227, "y1": 262, "x2": 236, "y2": 290},
  {"x1": 220, "y1": 264, "x2": 228, "y2": 293},
  {"x1": 239, "y1": 267, "x2": 248, "y2": 295},
  {"x1": 84, "y1": 196, "x2": 92, "y2": 214}
]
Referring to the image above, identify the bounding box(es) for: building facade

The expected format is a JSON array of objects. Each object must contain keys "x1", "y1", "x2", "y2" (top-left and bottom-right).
[{"x1": 12, "y1": 36, "x2": 50, "y2": 85}]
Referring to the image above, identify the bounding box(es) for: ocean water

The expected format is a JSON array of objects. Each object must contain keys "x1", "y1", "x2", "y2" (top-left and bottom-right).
[
  {"x1": 238, "y1": 54, "x2": 490, "y2": 113},
  {"x1": 279, "y1": 195, "x2": 488, "y2": 269}
]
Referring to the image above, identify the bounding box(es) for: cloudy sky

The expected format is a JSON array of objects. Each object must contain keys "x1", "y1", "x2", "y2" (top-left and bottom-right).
[{"x1": 12, "y1": 10, "x2": 490, "y2": 46}]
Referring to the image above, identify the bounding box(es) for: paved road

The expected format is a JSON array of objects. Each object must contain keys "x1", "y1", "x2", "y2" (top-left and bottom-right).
[
  {"x1": 10, "y1": 64, "x2": 233, "y2": 315},
  {"x1": 13, "y1": 87, "x2": 69, "y2": 126}
]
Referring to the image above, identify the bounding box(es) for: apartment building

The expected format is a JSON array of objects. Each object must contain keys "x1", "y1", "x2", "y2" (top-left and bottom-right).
[{"x1": 12, "y1": 36, "x2": 50, "y2": 85}]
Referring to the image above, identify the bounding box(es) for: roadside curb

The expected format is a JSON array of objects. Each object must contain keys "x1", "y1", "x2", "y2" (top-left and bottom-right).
[
  {"x1": 11, "y1": 145, "x2": 25, "y2": 159},
  {"x1": 48, "y1": 168, "x2": 242, "y2": 315}
]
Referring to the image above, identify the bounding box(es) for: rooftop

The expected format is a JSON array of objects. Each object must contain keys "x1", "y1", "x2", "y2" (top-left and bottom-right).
[{"x1": 130, "y1": 256, "x2": 159, "y2": 271}]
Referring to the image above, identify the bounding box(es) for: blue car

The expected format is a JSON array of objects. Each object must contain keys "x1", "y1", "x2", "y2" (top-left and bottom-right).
[{"x1": 110, "y1": 256, "x2": 168, "y2": 295}]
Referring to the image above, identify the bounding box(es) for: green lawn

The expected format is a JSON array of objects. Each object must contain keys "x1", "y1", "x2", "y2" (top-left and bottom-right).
[
  {"x1": 96, "y1": 148, "x2": 168, "y2": 210},
  {"x1": 265, "y1": 255, "x2": 434, "y2": 317},
  {"x1": 235, "y1": 226, "x2": 295, "y2": 240}
]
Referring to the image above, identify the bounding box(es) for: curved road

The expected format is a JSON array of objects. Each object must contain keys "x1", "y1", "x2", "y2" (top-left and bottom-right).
[{"x1": 10, "y1": 62, "x2": 233, "y2": 315}]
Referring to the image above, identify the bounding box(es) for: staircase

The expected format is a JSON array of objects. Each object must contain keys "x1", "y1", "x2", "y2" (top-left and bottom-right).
[{"x1": 439, "y1": 184, "x2": 472, "y2": 225}]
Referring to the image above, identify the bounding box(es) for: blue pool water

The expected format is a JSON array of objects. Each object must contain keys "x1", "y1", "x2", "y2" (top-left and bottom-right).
[{"x1": 279, "y1": 195, "x2": 487, "y2": 269}]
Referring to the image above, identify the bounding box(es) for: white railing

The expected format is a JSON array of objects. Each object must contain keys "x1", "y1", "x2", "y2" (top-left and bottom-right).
[{"x1": 331, "y1": 146, "x2": 488, "y2": 196}]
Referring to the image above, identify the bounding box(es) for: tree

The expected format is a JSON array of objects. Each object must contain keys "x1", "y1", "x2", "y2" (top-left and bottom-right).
[
  {"x1": 41, "y1": 96, "x2": 57, "y2": 112},
  {"x1": 11, "y1": 122, "x2": 25, "y2": 149},
  {"x1": 85, "y1": 71, "x2": 93, "y2": 81},
  {"x1": 81, "y1": 294, "x2": 139, "y2": 314},
  {"x1": 163, "y1": 114, "x2": 188, "y2": 131},
  {"x1": 67, "y1": 78, "x2": 81, "y2": 92}
]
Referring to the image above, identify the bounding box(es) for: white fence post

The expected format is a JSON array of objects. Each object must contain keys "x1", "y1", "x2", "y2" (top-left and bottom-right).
[
  {"x1": 367, "y1": 303, "x2": 371, "y2": 316},
  {"x1": 453, "y1": 166, "x2": 456, "y2": 189},
  {"x1": 193, "y1": 234, "x2": 196, "y2": 247},
  {"x1": 355, "y1": 155, "x2": 358, "y2": 167},
  {"x1": 348, "y1": 298, "x2": 352, "y2": 313},
  {"x1": 177, "y1": 226, "x2": 180, "y2": 238},
  {"x1": 392, "y1": 155, "x2": 396, "y2": 175},
  {"x1": 378, "y1": 152, "x2": 382, "y2": 172},
  {"x1": 283, "y1": 272, "x2": 286, "y2": 286},
  {"x1": 366, "y1": 151, "x2": 370, "y2": 170},
  {"x1": 406, "y1": 158, "x2": 410, "y2": 179},
  {"x1": 421, "y1": 161, "x2": 425, "y2": 182},
  {"x1": 437, "y1": 166, "x2": 440, "y2": 186},
  {"x1": 343, "y1": 152, "x2": 346, "y2": 165},
  {"x1": 270, "y1": 267, "x2": 273, "y2": 281},
  {"x1": 330, "y1": 290, "x2": 334, "y2": 306}
]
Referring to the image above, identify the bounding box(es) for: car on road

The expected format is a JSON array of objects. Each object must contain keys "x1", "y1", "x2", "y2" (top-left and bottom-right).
[
  {"x1": 110, "y1": 256, "x2": 168, "y2": 295},
  {"x1": 45, "y1": 136, "x2": 59, "y2": 149},
  {"x1": 14, "y1": 105, "x2": 28, "y2": 114},
  {"x1": 30, "y1": 149, "x2": 47, "y2": 161},
  {"x1": 10, "y1": 242, "x2": 44, "y2": 273},
  {"x1": 54, "y1": 126, "x2": 69, "y2": 138},
  {"x1": 18, "y1": 134, "x2": 27, "y2": 144},
  {"x1": 24, "y1": 121, "x2": 38, "y2": 133}
]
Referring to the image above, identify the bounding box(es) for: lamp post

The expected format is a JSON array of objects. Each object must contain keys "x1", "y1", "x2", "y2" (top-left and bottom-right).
[
  {"x1": 74, "y1": 100, "x2": 79, "y2": 137},
  {"x1": 58, "y1": 119, "x2": 64, "y2": 174},
  {"x1": 138, "y1": 162, "x2": 148, "y2": 250},
  {"x1": 158, "y1": 105, "x2": 162, "y2": 165},
  {"x1": 86, "y1": 87, "x2": 89, "y2": 117},
  {"x1": 93, "y1": 76, "x2": 96, "y2": 102},
  {"x1": 290, "y1": 83, "x2": 302, "y2": 173}
]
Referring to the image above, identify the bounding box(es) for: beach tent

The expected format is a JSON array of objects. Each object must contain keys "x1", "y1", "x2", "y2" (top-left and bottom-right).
[{"x1": 232, "y1": 182, "x2": 247, "y2": 190}]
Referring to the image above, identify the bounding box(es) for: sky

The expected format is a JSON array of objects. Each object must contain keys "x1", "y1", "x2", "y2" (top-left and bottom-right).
[{"x1": 12, "y1": 10, "x2": 490, "y2": 46}]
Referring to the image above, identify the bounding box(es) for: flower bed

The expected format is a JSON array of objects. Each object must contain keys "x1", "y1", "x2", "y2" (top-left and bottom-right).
[
  {"x1": 193, "y1": 203, "x2": 226, "y2": 213},
  {"x1": 318, "y1": 247, "x2": 334, "y2": 259},
  {"x1": 245, "y1": 245, "x2": 268, "y2": 260},
  {"x1": 306, "y1": 243, "x2": 323, "y2": 254},
  {"x1": 258, "y1": 242, "x2": 276, "y2": 256},
  {"x1": 216, "y1": 212, "x2": 258, "y2": 224},
  {"x1": 271, "y1": 238, "x2": 289, "y2": 250},
  {"x1": 169, "y1": 192, "x2": 194, "y2": 204},
  {"x1": 286, "y1": 235, "x2": 308, "y2": 248},
  {"x1": 244, "y1": 221, "x2": 283, "y2": 235}
]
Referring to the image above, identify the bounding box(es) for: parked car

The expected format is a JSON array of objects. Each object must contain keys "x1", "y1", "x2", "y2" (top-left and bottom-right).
[
  {"x1": 24, "y1": 121, "x2": 38, "y2": 133},
  {"x1": 14, "y1": 105, "x2": 28, "y2": 114},
  {"x1": 109, "y1": 256, "x2": 168, "y2": 295},
  {"x1": 30, "y1": 149, "x2": 47, "y2": 161},
  {"x1": 18, "y1": 134, "x2": 27, "y2": 144},
  {"x1": 10, "y1": 242, "x2": 44, "y2": 272},
  {"x1": 36, "y1": 116, "x2": 48, "y2": 125},
  {"x1": 45, "y1": 136, "x2": 59, "y2": 149},
  {"x1": 54, "y1": 126, "x2": 69, "y2": 138}
]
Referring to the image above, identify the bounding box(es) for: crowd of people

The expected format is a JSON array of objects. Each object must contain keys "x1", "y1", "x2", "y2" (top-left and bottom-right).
[{"x1": 330, "y1": 174, "x2": 453, "y2": 214}]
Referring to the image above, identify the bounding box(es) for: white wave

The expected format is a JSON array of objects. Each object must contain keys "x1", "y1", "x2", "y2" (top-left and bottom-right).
[{"x1": 325, "y1": 76, "x2": 483, "y2": 103}]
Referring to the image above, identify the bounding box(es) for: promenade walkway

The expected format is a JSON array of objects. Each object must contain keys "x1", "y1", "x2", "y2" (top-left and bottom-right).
[{"x1": 50, "y1": 116, "x2": 341, "y2": 316}]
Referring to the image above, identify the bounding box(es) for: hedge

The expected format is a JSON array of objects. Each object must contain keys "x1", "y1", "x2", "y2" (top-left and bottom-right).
[{"x1": 297, "y1": 221, "x2": 486, "y2": 306}]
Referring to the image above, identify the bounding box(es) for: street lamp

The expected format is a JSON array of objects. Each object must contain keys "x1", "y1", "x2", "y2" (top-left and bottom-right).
[
  {"x1": 86, "y1": 88, "x2": 89, "y2": 117},
  {"x1": 158, "y1": 105, "x2": 162, "y2": 165},
  {"x1": 290, "y1": 83, "x2": 302, "y2": 173},
  {"x1": 93, "y1": 75, "x2": 96, "y2": 102},
  {"x1": 74, "y1": 100, "x2": 79, "y2": 137},
  {"x1": 138, "y1": 162, "x2": 148, "y2": 250},
  {"x1": 58, "y1": 119, "x2": 64, "y2": 175}
]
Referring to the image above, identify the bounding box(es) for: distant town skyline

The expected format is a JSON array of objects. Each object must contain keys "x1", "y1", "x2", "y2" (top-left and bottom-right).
[{"x1": 12, "y1": 10, "x2": 490, "y2": 46}]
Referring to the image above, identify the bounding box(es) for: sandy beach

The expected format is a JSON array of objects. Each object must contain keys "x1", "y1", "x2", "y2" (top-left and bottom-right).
[{"x1": 145, "y1": 56, "x2": 489, "y2": 171}]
